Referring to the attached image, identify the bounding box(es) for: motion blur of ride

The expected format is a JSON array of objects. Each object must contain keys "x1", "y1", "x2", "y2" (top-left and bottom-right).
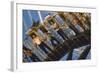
[{"x1": 23, "y1": 10, "x2": 91, "y2": 62}]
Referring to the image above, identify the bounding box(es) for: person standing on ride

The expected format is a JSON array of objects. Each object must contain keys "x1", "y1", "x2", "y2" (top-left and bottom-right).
[
  {"x1": 44, "y1": 20, "x2": 64, "y2": 44},
  {"x1": 72, "y1": 18, "x2": 84, "y2": 33}
]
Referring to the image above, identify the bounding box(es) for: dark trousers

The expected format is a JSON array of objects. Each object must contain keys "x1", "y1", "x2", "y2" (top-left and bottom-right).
[
  {"x1": 57, "y1": 29, "x2": 68, "y2": 40},
  {"x1": 51, "y1": 36, "x2": 60, "y2": 47},
  {"x1": 39, "y1": 42, "x2": 52, "y2": 54},
  {"x1": 31, "y1": 53, "x2": 41, "y2": 62}
]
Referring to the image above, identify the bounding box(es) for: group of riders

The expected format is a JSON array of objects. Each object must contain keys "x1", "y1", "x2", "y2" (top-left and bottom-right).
[{"x1": 23, "y1": 12, "x2": 91, "y2": 62}]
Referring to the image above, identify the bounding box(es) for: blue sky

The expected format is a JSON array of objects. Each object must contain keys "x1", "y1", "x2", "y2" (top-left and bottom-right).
[
  {"x1": 23, "y1": 10, "x2": 40, "y2": 30},
  {"x1": 23, "y1": 10, "x2": 53, "y2": 30}
]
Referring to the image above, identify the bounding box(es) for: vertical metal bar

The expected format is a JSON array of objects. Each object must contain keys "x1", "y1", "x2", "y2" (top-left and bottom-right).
[
  {"x1": 23, "y1": 18, "x2": 28, "y2": 31},
  {"x1": 27, "y1": 10, "x2": 33, "y2": 25},
  {"x1": 38, "y1": 11, "x2": 43, "y2": 24}
]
